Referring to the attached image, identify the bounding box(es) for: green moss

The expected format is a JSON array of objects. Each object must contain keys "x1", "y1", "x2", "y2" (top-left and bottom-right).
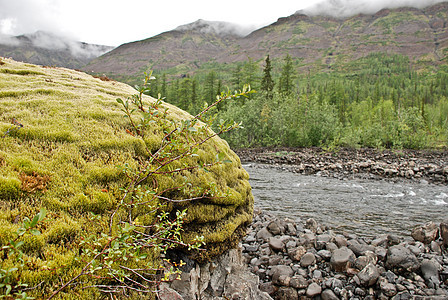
[
  {"x1": 0, "y1": 58, "x2": 253, "y2": 298},
  {"x1": 20, "y1": 234, "x2": 46, "y2": 255},
  {"x1": 0, "y1": 176, "x2": 21, "y2": 199},
  {"x1": 86, "y1": 164, "x2": 122, "y2": 184},
  {"x1": 45, "y1": 215, "x2": 81, "y2": 245},
  {"x1": 0, "y1": 68, "x2": 45, "y2": 76},
  {"x1": 0, "y1": 89, "x2": 74, "y2": 99},
  {"x1": 69, "y1": 190, "x2": 116, "y2": 214},
  {"x1": 0, "y1": 219, "x2": 16, "y2": 244}
]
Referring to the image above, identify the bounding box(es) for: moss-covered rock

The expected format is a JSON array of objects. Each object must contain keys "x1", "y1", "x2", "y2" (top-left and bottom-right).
[{"x1": 0, "y1": 58, "x2": 253, "y2": 298}]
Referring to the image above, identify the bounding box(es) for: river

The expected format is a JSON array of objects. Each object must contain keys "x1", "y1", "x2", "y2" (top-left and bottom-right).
[{"x1": 244, "y1": 163, "x2": 448, "y2": 238}]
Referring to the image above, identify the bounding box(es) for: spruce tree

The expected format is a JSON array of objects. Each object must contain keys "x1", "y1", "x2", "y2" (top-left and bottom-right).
[
  {"x1": 161, "y1": 73, "x2": 167, "y2": 99},
  {"x1": 261, "y1": 55, "x2": 275, "y2": 100},
  {"x1": 278, "y1": 54, "x2": 295, "y2": 96},
  {"x1": 204, "y1": 71, "x2": 216, "y2": 102}
]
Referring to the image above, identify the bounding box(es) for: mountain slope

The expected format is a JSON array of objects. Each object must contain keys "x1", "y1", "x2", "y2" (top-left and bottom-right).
[
  {"x1": 240, "y1": 3, "x2": 448, "y2": 66},
  {"x1": 85, "y1": 2, "x2": 448, "y2": 81},
  {"x1": 84, "y1": 20, "x2": 242, "y2": 80},
  {"x1": 0, "y1": 31, "x2": 114, "y2": 69}
]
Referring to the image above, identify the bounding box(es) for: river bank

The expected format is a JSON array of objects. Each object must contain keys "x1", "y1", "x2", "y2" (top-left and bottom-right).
[
  {"x1": 236, "y1": 147, "x2": 448, "y2": 184},
  {"x1": 242, "y1": 209, "x2": 448, "y2": 299}
]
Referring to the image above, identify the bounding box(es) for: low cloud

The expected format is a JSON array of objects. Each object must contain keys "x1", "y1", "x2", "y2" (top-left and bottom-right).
[
  {"x1": 0, "y1": 33, "x2": 20, "y2": 46},
  {"x1": 0, "y1": 31, "x2": 113, "y2": 59},
  {"x1": 176, "y1": 19, "x2": 256, "y2": 37},
  {"x1": 298, "y1": 0, "x2": 447, "y2": 18}
]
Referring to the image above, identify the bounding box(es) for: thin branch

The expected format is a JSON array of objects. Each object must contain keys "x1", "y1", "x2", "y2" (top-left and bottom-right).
[
  {"x1": 119, "y1": 265, "x2": 160, "y2": 284},
  {"x1": 47, "y1": 237, "x2": 117, "y2": 300}
]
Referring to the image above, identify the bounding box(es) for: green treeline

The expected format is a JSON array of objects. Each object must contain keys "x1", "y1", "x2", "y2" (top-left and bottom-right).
[{"x1": 149, "y1": 53, "x2": 448, "y2": 149}]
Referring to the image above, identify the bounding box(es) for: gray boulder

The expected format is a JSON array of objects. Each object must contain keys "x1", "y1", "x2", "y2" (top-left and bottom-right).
[
  {"x1": 257, "y1": 227, "x2": 273, "y2": 241},
  {"x1": 321, "y1": 289, "x2": 339, "y2": 300},
  {"x1": 411, "y1": 221, "x2": 439, "y2": 244},
  {"x1": 300, "y1": 252, "x2": 316, "y2": 267},
  {"x1": 277, "y1": 287, "x2": 298, "y2": 300},
  {"x1": 268, "y1": 237, "x2": 284, "y2": 252},
  {"x1": 356, "y1": 263, "x2": 380, "y2": 286},
  {"x1": 306, "y1": 282, "x2": 322, "y2": 297},
  {"x1": 348, "y1": 239, "x2": 375, "y2": 256},
  {"x1": 386, "y1": 245, "x2": 420, "y2": 272},
  {"x1": 330, "y1": 247, "x2": 355, "y2": 272},
  {"x1": 271, "y1": 265, "x2": 294, "y2": 285},
  {"x1": 421, "y1": 259, "x2": 440, "y2": 289},
  {"x1": 290, "y1": 275, "x2": 309, "y2": 289},
  {"x1": 379, "y1": 277, "x2": 398, "y2": 297},
  {"x1": 267, "y1": 220, "x2": 283, "y2": 235},
  {"x1": 440, "y1": 219, "x2": 448, "y2": 247}
]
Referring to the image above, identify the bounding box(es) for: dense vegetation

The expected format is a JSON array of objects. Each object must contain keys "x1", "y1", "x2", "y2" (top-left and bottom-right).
[
  {"x1": 0, "y1": 59, "x2": 253, "y2": 298},
  {"x1": 147, "y1": 53, "x2": 448, "y2": 149}
]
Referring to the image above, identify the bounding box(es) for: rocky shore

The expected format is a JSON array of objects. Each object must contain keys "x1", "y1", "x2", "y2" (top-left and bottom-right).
[
  {"x1": 236, "y1": 147, "x2": 448, "y2": 184},
  {"x1": 241, "y1": 209, "x2": 448, "y2": 299},
  {"x1": 157, "y1": 147, "x2": 448, "y2": 299}
]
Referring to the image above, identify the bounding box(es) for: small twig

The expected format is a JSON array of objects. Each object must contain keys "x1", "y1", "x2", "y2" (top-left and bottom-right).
[
  {"x1": 47, "y1": 237, "x2": 117, "y2": 300},
  {"x1": 2, "y1": 118, "x2": 23, "y2": 138},
  {"x1": 21, "y1": 280, "x2": 45, "y2": 292}
]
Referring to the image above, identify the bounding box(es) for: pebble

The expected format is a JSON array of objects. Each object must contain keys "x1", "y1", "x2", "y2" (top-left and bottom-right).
[{"x1": 243, "y1": 210, "x2": 448, "y2": 299}]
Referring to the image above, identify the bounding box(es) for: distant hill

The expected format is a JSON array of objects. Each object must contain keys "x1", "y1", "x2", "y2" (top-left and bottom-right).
[
  {"x1": 0, "y1": 31, "x2": 114, "y2": 69},
  {"x1": 84, "y1": 2, "x2": 448, "y2": 83}
]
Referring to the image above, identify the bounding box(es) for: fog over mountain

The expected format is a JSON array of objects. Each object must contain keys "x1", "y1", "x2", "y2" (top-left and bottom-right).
[
  {"x1": 175, "y1": 19, "x2": 257, "y2": 37},
  {"x1": 299, "y1": 0, "x2": 447, "y2": 17},
  {"x1": 0, "y1": 31, "x2": 113, "y2": 59}
]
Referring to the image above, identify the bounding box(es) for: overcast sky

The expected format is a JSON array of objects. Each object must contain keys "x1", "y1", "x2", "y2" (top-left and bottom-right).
[{"x1": 0, "y1": 0, "x2": 446, "y2": 46}]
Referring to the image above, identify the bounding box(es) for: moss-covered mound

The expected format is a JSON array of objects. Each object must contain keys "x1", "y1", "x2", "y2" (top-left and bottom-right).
[{"x1": 0, "y1": 58, "x2": 253, "y2": 298}]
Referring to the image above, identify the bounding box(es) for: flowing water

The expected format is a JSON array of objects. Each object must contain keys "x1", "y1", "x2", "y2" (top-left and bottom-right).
[{"x1": 244, "y1": 163, "x2": 448, "y2": 238}]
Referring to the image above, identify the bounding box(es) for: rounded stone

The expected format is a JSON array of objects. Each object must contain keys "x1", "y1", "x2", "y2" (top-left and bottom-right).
[
  {"x1": 330, "y1": 247, "x2": 355, "y2": 272},
  {"x1": 356, "y1": 263, "x2": 380, "y2": 286},
  {"x1": 306, "y1": 282, "x2": 322, "y2": 297},
  {"x1": 271, "y1": 265, "x2": 294, "y2": 285},
  {"x1": 439, "y1": 219, "x2": 448, "y2": 246},
  {"x1": 411, "y1": 221, "x2": 439, "y2": 244},
  {"x1": 300, "y1": 252, "x2": 317, "y2": 267},
  {"x1": 290, "y1": 275, "x2": 309, "y2": 289},
  {"x1": 277, "y1": 287, "x2": 298, "y2": 300},
  {"x1": 268, "y1": 237, "x2": 284, "y2": 252},
  {"x1": 289, "y1": 245, "x2": 307, "y2": 261},
  {"x1": 321, "y1": 289, "x2": 339, "y2": 300},
  {"x1": 421, "y1": 259, "x2": 440, "y2": 289},
  {"x1": 386, "y1": 245, "x2": 420, "y2": 272},
  {"x1": 267, "y1": 220, "x2": 283, "y2": 235},
  {"x1": 257, "y1": 227, "x2": 273, "y2": 241}
]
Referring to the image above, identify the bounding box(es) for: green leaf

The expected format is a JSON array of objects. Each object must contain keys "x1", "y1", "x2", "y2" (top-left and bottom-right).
[
  {"x1": 38, "y1": 208, "x2": 47, "y2": 222},
  {"x1": 116, "y1": 98, "x2": 124, "y2": 105},
  {"x1": 30, "y1": 229, "x2": 41, "y2": 236},
  {"x1": 17, "y1": 227, "x2": 26, "y2": 236},
  {"x1": 23, "y1": 217, "x2": 31, "y2": 228},
  {"x1": 5, "y1": 284, "x2": 12, "y2": 295},
  {"x1": 30, "y1": 214, "x2": 39, "y2": 227},
  {"x1": 123, "y1": 223, "x2": 136, "y2": 233}
]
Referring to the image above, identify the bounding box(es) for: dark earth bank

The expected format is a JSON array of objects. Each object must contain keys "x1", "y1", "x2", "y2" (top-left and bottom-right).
[{"x1": 236, "y1": 147, "x2": 448, "y2": 185}]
